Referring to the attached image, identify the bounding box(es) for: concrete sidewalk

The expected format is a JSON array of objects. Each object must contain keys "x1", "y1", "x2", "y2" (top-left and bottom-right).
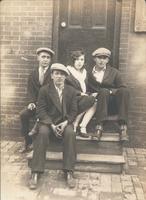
[{"x1": 1, "y1": 140, "x2": 146, "y2": 200}]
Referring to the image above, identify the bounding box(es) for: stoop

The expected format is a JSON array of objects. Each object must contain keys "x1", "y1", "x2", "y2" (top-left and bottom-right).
[{"x1": 27, "y1": 131, "x2": 125, "y2": 174}]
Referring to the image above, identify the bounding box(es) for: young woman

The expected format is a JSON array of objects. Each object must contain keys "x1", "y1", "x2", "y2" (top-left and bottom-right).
[{"x1": 66, "y1": 50, "x2": 97, "y2": 138}]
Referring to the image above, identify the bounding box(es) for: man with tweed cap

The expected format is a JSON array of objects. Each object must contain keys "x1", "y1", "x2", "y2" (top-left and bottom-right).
[{"x1": 88, "y1": 47, "x2": 130, "y2": 141}]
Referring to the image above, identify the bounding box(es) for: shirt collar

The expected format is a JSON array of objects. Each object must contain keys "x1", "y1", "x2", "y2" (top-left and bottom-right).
[
  {"x1": 39, "y1": 66, "x2": 49, "y2": 73},
  {"x1": 54, "y1": 83, "x2": 64, "y2": 91},
  {"x1": 93, "y1": 65, "x2": 106, "y2": 73}
]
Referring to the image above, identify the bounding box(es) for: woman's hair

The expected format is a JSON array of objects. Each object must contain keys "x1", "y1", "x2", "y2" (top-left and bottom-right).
[{"x1": 70, "y1": 50, "x2": 85, "y2": 65}]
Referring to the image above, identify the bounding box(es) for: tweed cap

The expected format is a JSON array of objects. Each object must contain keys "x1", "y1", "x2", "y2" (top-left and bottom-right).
[
  {"x1": 92, "y1": 48, "x2": 111, "y2": 57},
  {"x1": 51, "y1": 63, "x2": 69, "y2": 75},
  {"x1": 36, "y1": 47, "x2": 55, "y2": 56}
]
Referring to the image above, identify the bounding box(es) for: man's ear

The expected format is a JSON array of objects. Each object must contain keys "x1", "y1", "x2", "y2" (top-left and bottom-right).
[
  {"x1": 93, "y1": 57, "x2": 96, "y2": 62},
  {"x1": 51, "y1": 73, "x2": 53, "y2": 79},
  {"x1": 106, "y1": 57, "x2": 109, "y2": 63}
]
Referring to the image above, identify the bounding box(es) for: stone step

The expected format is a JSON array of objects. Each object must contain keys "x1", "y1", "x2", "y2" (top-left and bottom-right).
[
  {"x1": 37, "y1": 137, "x2": 122, "y2": 155},
  {"x1": 27, "y1": 152, "x2": 125, "y2": 173},
  {"x1": 76, "y1": 132, "x2": 120, "y2": 142}
]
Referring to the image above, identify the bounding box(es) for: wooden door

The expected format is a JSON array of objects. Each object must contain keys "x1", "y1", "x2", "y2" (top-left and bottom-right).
[{"x1": 56, "y1": 0, "x2": 121, "y2": 68}]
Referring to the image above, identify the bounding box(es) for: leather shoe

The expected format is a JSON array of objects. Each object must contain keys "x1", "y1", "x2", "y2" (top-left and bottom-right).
[
  {"x1": 93, "y1": 125, "x2": 103, "y2": 140},
  {"x1": 29, "y1": 173, "x2": 38, "y2": 190},
  {"x1": 65, "y1": 171, "x2": 76, "y2": 188},
  {"x1": 120, "y1": 125, "x2": 129, "y2": 141}
]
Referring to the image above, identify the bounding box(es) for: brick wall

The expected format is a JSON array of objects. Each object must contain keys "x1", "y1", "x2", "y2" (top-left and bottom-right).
[
  {"x1": 1, "y1": 0, "x2": 146, "y2": 147},
  {"x1": 1, "y1": 0, "x2": 53, "y2": 136},
  {"x1": 119, "y1": 0, "x2": 146, "y2": 147}
]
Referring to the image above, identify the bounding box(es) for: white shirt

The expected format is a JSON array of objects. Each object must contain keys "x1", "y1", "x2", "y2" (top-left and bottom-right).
[
  {"x1": 39, "y1": 66, "x2": 49, "y2": 85},
  {"x1": 92, "y1": 66, "x2": 106, "y2": 83},
  {"x1": 55, "y1": 85, "x2": 64, "y2": 103}
]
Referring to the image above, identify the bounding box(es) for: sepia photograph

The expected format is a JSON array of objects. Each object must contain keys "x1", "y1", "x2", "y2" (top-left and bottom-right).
[{"x1": 1, "y1": 0, "x2": 146, "y2": 199}]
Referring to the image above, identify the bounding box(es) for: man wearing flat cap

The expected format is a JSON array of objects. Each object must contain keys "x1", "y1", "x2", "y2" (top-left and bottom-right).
[
  {"x1": 19, "y1": 47, "x2": 55, "y2": 153},
  {"x1": 88, "y1": 47, "x2": 130, "y2": 141},
  {"x1": 29, "y1": 63, "x2": 78, "y2": 189}
]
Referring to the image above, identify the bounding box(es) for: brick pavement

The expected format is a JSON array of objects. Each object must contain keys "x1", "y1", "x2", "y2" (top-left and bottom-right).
[{"x1": 1, "y1": 140, "x2": 146, "y2": 200}]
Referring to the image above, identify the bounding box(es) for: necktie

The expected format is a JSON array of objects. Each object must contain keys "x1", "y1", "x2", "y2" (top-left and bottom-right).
[
  {"x1": 39, "y1": 67, "x2": 45, "y2": 85},
  {"x1": 58, "y1": 88, "x2": 63, "y2": 103}
]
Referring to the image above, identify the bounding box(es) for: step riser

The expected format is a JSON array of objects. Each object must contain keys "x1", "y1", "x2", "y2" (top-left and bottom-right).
[
  {"x1": 45, "y1": 141, "x2": 123, "y2": 155},
  {"x1": 28, "y1": 160, "x2": 123, "y2": 174}
]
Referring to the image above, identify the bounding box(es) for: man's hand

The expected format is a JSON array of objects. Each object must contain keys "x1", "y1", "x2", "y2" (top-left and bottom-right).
[
  {"x1": 51, "y1": 124, "x2": 57, "y2": 133},
  {"x1": 56, "y1": 120, "x2": 68, "y2": 135},
  {"x1": 91, "y1": 92, "x2": 98, "y2": 97},
  {"x1": 28, "y1": 103, "x2": 36, "y2": 110}
]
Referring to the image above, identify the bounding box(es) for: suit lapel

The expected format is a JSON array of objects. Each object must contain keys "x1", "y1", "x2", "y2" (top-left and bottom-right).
[
  {"x1": 34, "y1": 67, "x2": 40, "y2": 86},
  {"x1": 102, "y1": 66, "x2": 111, "y2": 83},
  {"x1": 48, "y1": 82, "x2": 62, "y2": 113},
  {"x1": 62, "y1": 85, "x2": 67, "y2": 117},
  {"x1": 43, "y1": 67, "x2": 51, "y2": 84}
]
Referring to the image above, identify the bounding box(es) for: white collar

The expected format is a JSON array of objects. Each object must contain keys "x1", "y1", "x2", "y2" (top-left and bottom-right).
[{"x1": 93, "y1": 65, "x2": 106, "y2": 73}]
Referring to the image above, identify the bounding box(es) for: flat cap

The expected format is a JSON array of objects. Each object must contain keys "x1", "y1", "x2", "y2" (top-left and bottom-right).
[
  {"x1": 36, "y1": 47, "x2": 55, "y2": 56},
  {"x1": 92, "y1": 48, "x2": 111, "y2": 57},
  {"x1": 51, "y1": 63, "x2": 69, "y2": 75}
]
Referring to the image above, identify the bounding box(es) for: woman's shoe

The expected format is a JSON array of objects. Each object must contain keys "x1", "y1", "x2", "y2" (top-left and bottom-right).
[{"x1": 79, "y1": 127, "x2": 89, "y2": 138}]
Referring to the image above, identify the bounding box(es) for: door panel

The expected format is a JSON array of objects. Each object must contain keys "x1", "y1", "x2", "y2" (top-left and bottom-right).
[{"x1": 58, "y1": 0, "x2": 120, "y2": 68}]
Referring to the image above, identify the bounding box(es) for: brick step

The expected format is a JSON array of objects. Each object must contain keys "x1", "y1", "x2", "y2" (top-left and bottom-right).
[{"x1": 27, "y1": 152, "x2": 125, "y2": 174}]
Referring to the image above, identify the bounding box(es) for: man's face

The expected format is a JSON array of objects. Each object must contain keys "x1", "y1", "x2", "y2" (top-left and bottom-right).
[
  {"x1": 51, "y1": 70, "x2": 66, "y2": 86},
  {"x1": 94, "y1": 55, "x2": 109, "y2": 69},
  {"x1": 37, "y1": 52, "x2": 52, "y2": 68}
]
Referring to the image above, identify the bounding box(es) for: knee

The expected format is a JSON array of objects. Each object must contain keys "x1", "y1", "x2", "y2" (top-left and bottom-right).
[
  {"x1": 20, "y1": 109, "x2": 29, "y2": 120},
  {"x1": 84, "y1": 96, "x2": 95, "y2": 107},
  {"x1": 89, "y1": 96, "x2": 95, "y2": 105}
]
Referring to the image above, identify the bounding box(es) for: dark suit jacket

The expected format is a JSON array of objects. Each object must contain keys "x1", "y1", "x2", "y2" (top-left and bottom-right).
[
  {"x1": 65, "y1": 73, "x2": 88, "y2": 93},
  {"x1": 36, "y1": 81, "x2": 78, "y2": 126},
  {"x1": 27, "y1": 67, "x2": 51, "y2": 104},
  {"x1": 88, "y1": 65, "x2": 126, "y2": 93}
]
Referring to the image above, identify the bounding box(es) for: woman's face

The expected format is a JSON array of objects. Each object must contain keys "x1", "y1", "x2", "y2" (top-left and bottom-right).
[{"x1": 74, "y1": 55, "x2": 85, "y2": 70}]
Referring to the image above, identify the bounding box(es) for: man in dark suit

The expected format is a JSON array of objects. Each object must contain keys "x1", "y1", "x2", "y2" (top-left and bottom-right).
[
  {"x1": 29, "y1": 63, "x2": 78, "y2": 189},
  {"x1": 19, "y1": 47, "x2": 55, "y2": 153},
  {"x1": 88, "y1": 48, "x2": 130, "y2": 141}
]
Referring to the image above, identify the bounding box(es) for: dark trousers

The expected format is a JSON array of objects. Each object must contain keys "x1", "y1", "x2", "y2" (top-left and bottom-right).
[
  {"x1": 95, "y1": 88, "x2": 130, "y2": 124},
  {"x1": 20, "y1": 108, "x2": 36, "y2": 146},
  {"x1": 31, "y1": 124, "x2": 76, "y2": 173}
]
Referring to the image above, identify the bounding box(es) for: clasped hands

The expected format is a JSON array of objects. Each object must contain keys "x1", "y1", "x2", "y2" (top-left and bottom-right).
[
  {"x1": 28, "y1": 103, "x2": 36, "y2": 110},
  {"x1": 51, "y1": 120, "x2": 68, "y2": 138}
]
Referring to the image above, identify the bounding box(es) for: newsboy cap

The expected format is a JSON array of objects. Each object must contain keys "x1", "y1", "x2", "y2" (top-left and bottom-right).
[
  {"x1": 92, "y1": 48, "x2": 111, "y2": 57},
  {"x1": 36, "y1": 47, "x2": 55, "y2": 56},
  {"x1": 51, "y1": 63, "x2": 69, "y2": 75}
]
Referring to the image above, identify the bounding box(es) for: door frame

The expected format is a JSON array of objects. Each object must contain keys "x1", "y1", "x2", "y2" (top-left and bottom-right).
[{"x1": 52, "y1": 0, "x2": 122, "y2": 68}]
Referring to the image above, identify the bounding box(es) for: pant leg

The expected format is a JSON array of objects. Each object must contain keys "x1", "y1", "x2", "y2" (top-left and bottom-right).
[
  {"x1": 115, "y1": 87, "x2": 130, "y2": 123},
  {"x1": 95, "y1": 88, "x2": 110, "y2": 124},
  {"x1": 63, "y1": 124, "x2": 76, "y2": 171},
  {"x1": 20, "y1": 108, "x2": 35, "y2": 145},
  {"x1": 31, "y1": 124, "x2": 51, "y2": 173}
]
